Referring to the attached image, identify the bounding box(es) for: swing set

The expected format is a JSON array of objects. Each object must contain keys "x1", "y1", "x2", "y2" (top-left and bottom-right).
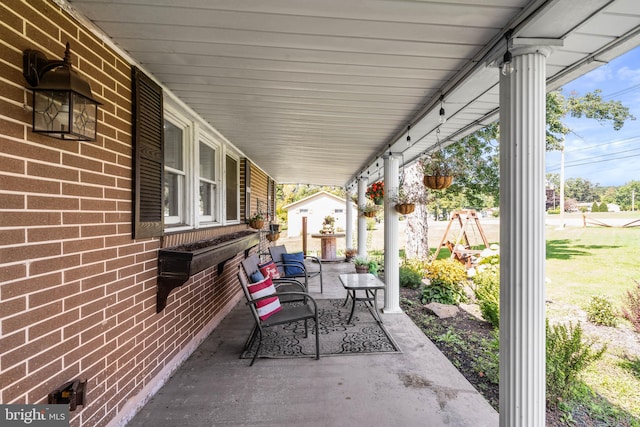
[{"x1": 433, "y1": 209, "x2": 490, "y2": 268}]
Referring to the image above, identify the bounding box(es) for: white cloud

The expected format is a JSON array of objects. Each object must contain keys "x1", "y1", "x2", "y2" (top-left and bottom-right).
[
  {"x1": 616, "y1": 66, "x2": 640, "y2": 84},
  {"x1": 584, "y1": 66, "x2": 614, "y2": 83}
]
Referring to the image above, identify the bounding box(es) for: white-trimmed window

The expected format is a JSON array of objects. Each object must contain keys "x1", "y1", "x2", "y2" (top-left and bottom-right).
[
  {"x1": 199, "y1": 138, "x2": 218, "y2": 223},
  {"x1": 163, "y1": 106, "x2": 239, "y2": 229},
  {"x1": 164, "y1": 118, "x2": 186, "y2": 225}
]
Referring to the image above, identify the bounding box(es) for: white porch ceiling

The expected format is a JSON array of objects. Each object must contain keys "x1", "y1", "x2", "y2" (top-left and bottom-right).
[{"x1": 65, "y1": 0, "x2": 640, "y2": 187}]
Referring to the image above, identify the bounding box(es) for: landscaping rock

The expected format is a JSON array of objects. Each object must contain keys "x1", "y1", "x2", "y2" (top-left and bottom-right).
[{"x1": 425, "y1": 302, "x2": 459, "y2": 319}]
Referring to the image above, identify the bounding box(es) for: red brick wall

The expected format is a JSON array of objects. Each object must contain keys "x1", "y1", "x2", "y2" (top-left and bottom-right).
[{"x1": 0, "y1": 2, "x2": 261, "y2": 426}]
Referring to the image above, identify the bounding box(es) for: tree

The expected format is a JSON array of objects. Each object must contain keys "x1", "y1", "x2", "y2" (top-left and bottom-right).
[
  {"x1": 615, "y1": 180, "x2": 640, "y2": 211},
  {"x1": 405, "y1": 89, "x2": 634, "y2": 257},
  {"x1": 546, "y1": 89, "x2": 635, "y2": 150},
  {"x1": 437, "y1": 90, "x2": 633, "y2": 209},
  {"x1": 546, "y1": 173, "x2": 560, "y2": 190},
  {"x1": 442, "y1": 123, "x2": 500, "y2": 206},
  {"x1": 565, "y1": 177, "x2": 599, "y2": 202},
  {"x1": 404, "y1": 162, "x2": 431, "y2": 259}
]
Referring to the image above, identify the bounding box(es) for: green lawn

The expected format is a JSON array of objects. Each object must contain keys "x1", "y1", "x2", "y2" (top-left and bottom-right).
[
  {"x1": 546, "y1": 226, "x2": 640, "y2": 307},
  {"x1": 545, "y1": 223, "x2": 640, "y2": 422}
]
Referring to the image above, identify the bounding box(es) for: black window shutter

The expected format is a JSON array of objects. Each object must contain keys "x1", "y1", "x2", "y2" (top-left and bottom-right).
[{"x1": 132, "y1": 67, "x2": 164, "y2": 239}]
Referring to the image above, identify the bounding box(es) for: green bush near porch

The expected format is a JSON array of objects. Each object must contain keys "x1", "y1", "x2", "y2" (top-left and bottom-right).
[{"x1": 422, "y1": 259, "x2": 468, "y2": 305}]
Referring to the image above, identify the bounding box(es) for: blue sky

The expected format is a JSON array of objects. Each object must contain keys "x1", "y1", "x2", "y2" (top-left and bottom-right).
[{"x1": 545, "y1": 46, "x2": 640, "y2": 187}]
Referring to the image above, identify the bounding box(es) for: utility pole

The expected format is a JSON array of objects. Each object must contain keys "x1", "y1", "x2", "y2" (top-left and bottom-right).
[{"x1": 559, "y1": 142, "x2": 565, "y2": 227}]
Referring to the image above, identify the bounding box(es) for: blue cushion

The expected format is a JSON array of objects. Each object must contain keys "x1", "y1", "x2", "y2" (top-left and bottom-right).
[
  {"x1": 250, "y1": 270, "x2": 265, "y2": 283},
  {"x1": 282, "y1": 252, "x2": 305, "y2": 275}
]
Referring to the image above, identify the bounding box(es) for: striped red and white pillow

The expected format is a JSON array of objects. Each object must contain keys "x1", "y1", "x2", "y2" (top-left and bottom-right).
[
  {"x1": 247, "y1": 277, "x2": 281, "y2": 321},
  {"x1": 259, "y1": 260, "x2": 281, "y2": 279}
]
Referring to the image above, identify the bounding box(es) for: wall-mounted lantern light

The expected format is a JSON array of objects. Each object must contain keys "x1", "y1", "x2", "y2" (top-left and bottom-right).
[{"x1": 23, "y1": 42, "x2": 100, "y2": 141}]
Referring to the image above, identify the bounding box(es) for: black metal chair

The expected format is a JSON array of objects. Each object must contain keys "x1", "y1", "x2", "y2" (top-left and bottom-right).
[
  {"x1": 240, "y1": 253, "x2": 306, "y2": 302},
  {"x1": 237, "y1": 269, "x2": 320, "y2": 366},
  {"x1": 268, "y1": 245, "x2": 323, "y2": 293}
]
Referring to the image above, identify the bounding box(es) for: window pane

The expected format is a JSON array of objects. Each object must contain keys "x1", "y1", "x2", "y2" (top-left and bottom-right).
[
  {"x1": 225, "y1": 155, "x2": 238, "y2": 221},
  {"x1": 164, "y1": 121, "x2": 183, "y2": 170},
  {"x1": 164, "y1": 119, "x2": 184, "y2": 224},
  {"x1": 199, "y1": 181, "x2": 214, "y2": 217},
  {"x1": 164, "y1": 171, "x2": 181, "y2": 217},
  {"x1": 199, "y1": 142, "x2": 215, "y2": 181}
]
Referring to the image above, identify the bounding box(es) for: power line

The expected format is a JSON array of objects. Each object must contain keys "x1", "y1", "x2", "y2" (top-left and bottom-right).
[
  {"x1": 602, "y1": 83, "x2": 640, "y2": 100},
  {"x1": 547, "y1": 151, "x2": 640, "y2": 172},
  {"x1": 564, "y1": 135, "x2": 640, "y2": 154},
  {"x1": 550, "y1": 147, "x2": 640, "y2": 170}
]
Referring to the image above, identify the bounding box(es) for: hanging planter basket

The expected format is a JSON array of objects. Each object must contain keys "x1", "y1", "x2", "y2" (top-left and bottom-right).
[
  {"x1": 266, "y1": 232, "x2": 280, "y2": 242},
  {"x1": 362, "y1": 211, "x2": 377, "y2": 218},
  {"x1": 248, "y1": 219, "x2": 264, "y2": 229},
  {"x1": 424, "y1": 175, "x2": 453, "y2": 190},
  {"x1": 373, "y1": 197, "x2": 383, "y2": 205},
  {"x1": 394, "y1": 203, "x2": 416, "y2": 215}
]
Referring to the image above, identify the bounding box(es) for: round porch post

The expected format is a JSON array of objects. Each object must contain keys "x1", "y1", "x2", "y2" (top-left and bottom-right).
[
  {"x1": 345, "y1": 188, "x2": 353, "y2": 250},
  {"x1": 383, "y1": 154, "x2": 402, "y2": 313},
  {"x1": 499, "y1": 46, "x2": 551, "y2": 427},
  {"x1": 357, "y1": 177, "x2": 368, "y2": 258}
]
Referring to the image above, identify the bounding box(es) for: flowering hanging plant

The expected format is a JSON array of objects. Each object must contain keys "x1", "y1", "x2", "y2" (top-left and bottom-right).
[
  {"x1": 389, "y1": 181, "x2": 429, "y2": 205},
  {"x1": 360, "y1": 203, "x2": 381, "y2": 214},
  {"x1": 366, "y1": 181, "x2": 384, "y2": 200}
]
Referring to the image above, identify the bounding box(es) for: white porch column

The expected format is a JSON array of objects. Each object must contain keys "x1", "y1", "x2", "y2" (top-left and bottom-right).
[
  {"x1": 357, "y1": 177, "x2": 368, "y2": 258},
  {"x1": 345, "y1": 188, "x2": 354, "y2": 249},
  {"x1": 383, "y1": 154, "x2": 402, "y2": 313},
  {"x1": 499, "y1": 46, "x2": 551, "y2": 427}
]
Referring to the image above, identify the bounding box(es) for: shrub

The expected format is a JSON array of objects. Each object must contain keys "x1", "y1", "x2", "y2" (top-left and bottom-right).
[
  {"x1": 546, "y1": 320, "x2": 607, "y2": 404},
  {"x1": 474, "y1": 329, "x2": 500, "y2": 384},
  {"x1": 621, "y1": 280, "x2": 640, "y2": 333},
  {"x1": 585, "y1": 295, "x2": 618, "y2": 327},
  {"x1": 473, "y1": 267, "x2": 500, "y2": 328},
  {"x1": 422, "y1": 258, "x2": 468, "y2": 305},
  {"x1": 402, "y1": 257, "x2": 430, "y2": 273},
  {"x1": 399, "y1": 266, "x2": 423, "y2": 289}
]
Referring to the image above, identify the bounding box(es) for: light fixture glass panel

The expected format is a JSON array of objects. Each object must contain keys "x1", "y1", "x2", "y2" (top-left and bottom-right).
[
  {"x1": 33, "y1": 90, "x2": 70, "y2": 135},
  {"x1": 71, "y1": 92, "x2": 97, "y2": 140}
]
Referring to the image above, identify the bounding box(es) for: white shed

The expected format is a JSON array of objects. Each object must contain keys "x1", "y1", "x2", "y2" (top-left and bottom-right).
[{"x1": 284, "y1": 191, "x2": 356, "y2": 237}]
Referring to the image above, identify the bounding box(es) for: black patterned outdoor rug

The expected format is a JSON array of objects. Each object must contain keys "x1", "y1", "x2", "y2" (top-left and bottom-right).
[{"x1": 241, "y1": 299, "x2": 401, "y2": 359}]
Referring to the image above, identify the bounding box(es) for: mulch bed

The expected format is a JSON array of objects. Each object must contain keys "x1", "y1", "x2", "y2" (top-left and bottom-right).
[{"x1": 399, "y1": 287, "x2": 567, "y2": 426}]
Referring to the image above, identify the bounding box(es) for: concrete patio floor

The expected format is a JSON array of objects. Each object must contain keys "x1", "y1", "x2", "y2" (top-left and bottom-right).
[{"x1": 127, "y1": 262, "x2": 498, "y2": 427}]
